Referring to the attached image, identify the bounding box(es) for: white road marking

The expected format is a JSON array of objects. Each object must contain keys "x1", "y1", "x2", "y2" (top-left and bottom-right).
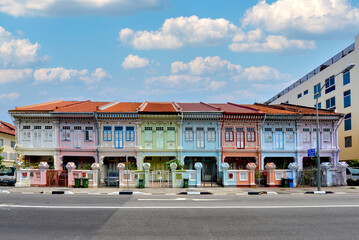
[
  {"x1": 2, "y1": 204, "x2": 359, "y2": 209},
  {"x1": 138, "y1": 198, "x2": 187, "y2": 201},
  {"x1": 137, "y1": 198, "x2": 222, "y2": 201}
]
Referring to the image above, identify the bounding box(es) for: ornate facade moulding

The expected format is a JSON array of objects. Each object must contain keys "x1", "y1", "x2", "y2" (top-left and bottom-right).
[
  {"x1": 222, "y1": 114, "x2": 263, "y2": 120},
  {"x1": 97, "y1": 113, "x2": 139, "y2": 119}
]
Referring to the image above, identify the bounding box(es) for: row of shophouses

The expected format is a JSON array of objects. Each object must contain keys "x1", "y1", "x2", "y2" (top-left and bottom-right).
[{"x1": 9, "y1": 100, "x2": 344, "y2": 186}]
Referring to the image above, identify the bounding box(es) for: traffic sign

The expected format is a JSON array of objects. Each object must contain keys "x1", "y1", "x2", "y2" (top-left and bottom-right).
[{"x1": 307, "y1": 148, "x2": 316, "y2": 157}]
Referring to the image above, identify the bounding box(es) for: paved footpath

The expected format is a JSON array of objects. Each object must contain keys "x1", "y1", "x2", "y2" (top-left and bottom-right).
[{"x1": 1, "y1": 185, "x2": 359, "y2": 195}]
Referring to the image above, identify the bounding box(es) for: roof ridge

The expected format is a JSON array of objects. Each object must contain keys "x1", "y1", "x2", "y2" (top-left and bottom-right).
[
  {"x1": 280, "y1": 102, "x2": 335, "y2": 113},
  {"x1": 0, "y1": 120, "x2": 14, "y2": 130},
  {"x1": 172, "y1": 102, "x2": 182, "y2": 111},
  {"x1": 98, "y1": 101, "x2": 119, "y2": 111},
  {"x1": 227, "y1": 102, "x2": 262, "y2": 112},
  {"x1": 137, "y1": 101, "x2": 148, "y2": 111},
  {"x1": 55, "y1": 100, "x2": 91, "y2": 110},
  {"x1": 200, "y1": 102, "x2": 222, "y2": 111}
]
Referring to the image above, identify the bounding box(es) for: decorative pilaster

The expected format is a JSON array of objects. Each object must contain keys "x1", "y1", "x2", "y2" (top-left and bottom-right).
[
  {"x1": 194, "y1": 162, "x2": 203, "y2": 187},
  {"x1": 38, "y1": 161, "x2": 49, "y2": 187},
  {"x1": 91, "y1": 163, "x2": 100, "y2": 188},
  {"x1": 221, "y1": 162, "x2": 229, "y2": 187},
  {"x1": 288, "y1": 162, "x2": 299, "y2": 187},
  {"x1": 170, "y1": 162, "x2": 177, "y2": 188},
  {"x1": 246, "y1": 162, "x2": 257, "y2": 186},
  {"x1": 66, "y1": 162, "x2": 76, "y2": 187},
  {"x1": 265, "y1": 162, "x2": 276, "y2": 187},
  {"x1": 143, "y1": 162, "x2": 150, "y2": 188}
]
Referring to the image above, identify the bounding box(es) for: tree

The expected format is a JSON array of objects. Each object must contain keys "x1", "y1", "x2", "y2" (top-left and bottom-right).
[{"x1": 0, "y1": 146, "x2": 4, "y2": 169}]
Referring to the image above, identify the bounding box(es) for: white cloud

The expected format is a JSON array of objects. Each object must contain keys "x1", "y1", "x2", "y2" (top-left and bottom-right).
[
  {"x1": 0, "y1": 26, "x2": 44, "y2": 67},
  {"x1": 146, "y1": 74, "x2": 206, "y2": 87},
  {"x1": 229, "y1": 34, "x2": 315, "y2": 53},
  {"x1": 33, "y1": 67, "x2": 111, "y2": 84},
  {"x1": 119, "y1": 15, "x2": 240, "y2": 50},
  {"x1": 242, "y1": 0, "x2": 359, "y2": 35},
  {"x1": 0, "y1": 0, "x2": 167, "y2": 17},
  {"x1": 235, "y1": 90, "x2": 258, "y2": 100},
  {"x1": 0, "y1": 68, "x2": 32, "y2": 84},
  {"x1": 171, "y1": 56, "x2": 241, "y2": 75},
  {"x1": 122, "y1": 54, "x2": 149, "y2": 69},
  {"x1": 238, "y1": 66, "x2": 290, "y2": 81},
  {"x1": 208, "y1": 81, "x2": 227, "y2": 91},
  {"x1": 80, "y1": 68, "x2": 111, "y2": 84},
  {"x1": 0, "y1": 92, "x2": 20, "y2": 100}
]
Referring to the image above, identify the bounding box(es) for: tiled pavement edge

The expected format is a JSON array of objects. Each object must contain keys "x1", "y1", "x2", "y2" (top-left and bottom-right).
[{"x1": 1, "y1": 186, "x2": 359, "y2": 195}]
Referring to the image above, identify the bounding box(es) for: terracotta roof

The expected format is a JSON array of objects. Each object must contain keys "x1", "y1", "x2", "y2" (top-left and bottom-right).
[
  {"x1": 10, "y1": 100, "x2": 80, "y2": 112},
  {"x1": 97, "y1": 102, "x2": 142, "y2": 113},
  {"x1": 175, "y1": 102, "x2": 222, "y2": 112},
  {"x1": 53, "y1": 101, "x2": 110, "y2": 112},
  {"x1": 251, "y1": 103, "x2": 342, "y2": 116},
  {"x1": 0, "y1": 121, "x2": 15, "y2": 136},
  {"x1": 246, "y1": 104, "x2": 296, "y2": 114},
  {"x1": 139, "y1": 102, "x2": 178, "y2": 113},
  {"x1": 210, "y1": 103, "x2": 263, "y2": 115},
  {"x1": 278, "y1": 103, "x2": 341, "y2": 115}
]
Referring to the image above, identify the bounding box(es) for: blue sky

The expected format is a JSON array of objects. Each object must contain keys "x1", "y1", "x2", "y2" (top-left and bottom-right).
[{"x1": 1, "y1": 0, "x2": 359, "y2": 123}]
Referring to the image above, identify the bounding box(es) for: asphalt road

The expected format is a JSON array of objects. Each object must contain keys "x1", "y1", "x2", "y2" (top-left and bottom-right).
[{"x1": 1, "y1": 194, "x2": 359, "y2": 240}]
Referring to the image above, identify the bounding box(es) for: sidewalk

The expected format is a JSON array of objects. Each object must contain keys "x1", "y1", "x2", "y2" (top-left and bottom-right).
[{"x1": 1, "y1": 185, "x2": 359, "y2": 195}]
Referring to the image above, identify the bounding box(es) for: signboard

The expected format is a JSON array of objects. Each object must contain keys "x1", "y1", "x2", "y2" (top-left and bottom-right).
[{"x1": 307, "y1": 148, "x2": 316, "y2": 157}]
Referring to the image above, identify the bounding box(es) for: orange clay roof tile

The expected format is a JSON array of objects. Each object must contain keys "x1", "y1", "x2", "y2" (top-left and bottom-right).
[
  {"x1": 139, "y1": 102, "x2": 177, "y2": 112},
  {"x1": 10, "y1": 100, "x2": 79, "y2": 111},
  {"x1": 0, "y1": 120, "x2": 15, "y2": 136},
  {"x1": 97, "y1": 102, "x2": 142, "y2": 112}
]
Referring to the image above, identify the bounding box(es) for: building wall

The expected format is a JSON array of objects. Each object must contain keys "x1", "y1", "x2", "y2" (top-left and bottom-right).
[
  {"x1": 221, "y1": 119, "x2": 261, "y2": 169},
  {"x1": 138, "y1": 115, "x2": 181, "y2": 169},
  {"x1": 180, "y1": 117, "x2": 222, "y2": 172},
  {"x1": 270, "y1": 34, "x2": 359, "y2": 161},
  {"x1": 0, "y1": 132, "x2": 15, "y2": 167}
]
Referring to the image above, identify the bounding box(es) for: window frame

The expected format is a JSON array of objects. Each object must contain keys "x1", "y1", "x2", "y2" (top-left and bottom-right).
[
  {"x1": 62, "y1": 126, "x2": 71, "y2": 141},
  {"x1": 344, "y1": 90, "x2": 351, "y2": 108},
  {"x1": 85, "y1": 126, "x2": 94, "y2": 141},
  {"x1": 325, "y1": 96, "x2": 336, "y2": 110},
  {"x1": 184, "y1": 127, "x2": 193, "y2": 142},
  {"x1": 325, "y1": 75, "x2": 335, "y2": 94},
  {"x1": 344, "y1": 113, "x2": 352, "y2": 131},
  {"x1": 314, "y1": 83, "x2": 321, "y2": 99},
  {"x1": 207, "y1": 127, "x2": 216, "y2": 142},
  {"x1": 343, "y1": 70, "x2": 350, "y2": 85},
  {"x1": 103, "y1": 126, "x2": 112, "y2": 141},
  {"x1": 247, "y1": 127, "x2": 255, "y2": 142},
  {"x1": 225, "y1": 127, "x2": 234, "y2": 142},
  {"x1": 345, "y1": 136, "x2": 352, "y2": 148},
  {"x1": 126, "y1": 126, "x2": 135, "y2": 141}
]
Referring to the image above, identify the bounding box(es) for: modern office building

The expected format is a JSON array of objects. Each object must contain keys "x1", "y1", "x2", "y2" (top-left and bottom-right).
[{"x1": 266, "y1": 34, "x2": 359, "y2": 162}]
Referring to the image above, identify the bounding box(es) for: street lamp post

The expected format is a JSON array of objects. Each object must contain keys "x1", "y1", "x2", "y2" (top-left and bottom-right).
[{"x1": 315, "y1": 63, "x2": 355, "y2": 191}]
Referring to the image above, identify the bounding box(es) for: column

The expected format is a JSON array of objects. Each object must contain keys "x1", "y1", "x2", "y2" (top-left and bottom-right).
[
  {"x1": 265, "y1": 162, "x2": 276, "y2": 187},
  {"x1": 194, "y1": 162, "x2": 202, "y2": 187},
  {"x1": 91, "y1": 163, "x2": 100, "y2": 188},
  {"x1": 288, "y1": 162, "x2": 299, "y2": 187},
  {"x1": 170, "y1": 162, "x2": 177, "y2": 188},
  {"x1": 246, "y1": 162, "x2": 257, "y2": 186},
  {"x1": 66, "y1": 162, "x2": 76, "y2": 187},
  {"x1": 118, "y1": 163, "x2": 125, "y2": 188},
  {"x1": 221, "y1": 162, "x2": 229, "y2": 187},
  {"x1": 38, "y1": 162, "x2": 49, "y2": 187},
  {"x1": 143, "y1": 162, "x2": 151, "y2": 188}
]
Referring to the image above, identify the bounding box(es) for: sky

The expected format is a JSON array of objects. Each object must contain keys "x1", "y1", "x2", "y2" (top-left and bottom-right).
[{"x1": 1, "y1": 0, "x2": 359, "y2": 123}]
